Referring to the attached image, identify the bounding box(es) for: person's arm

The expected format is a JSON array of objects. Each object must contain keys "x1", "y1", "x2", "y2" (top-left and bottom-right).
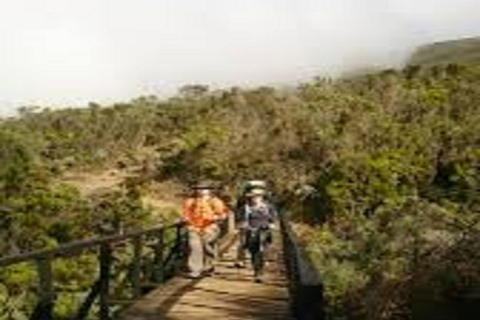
[
  {"x1": 268, "y1": 204, "x2": 278, "y2": 226},
  {"x1": 234, "y1": 199, "x2": 244, "y2": 222},
  {"x1": 213, "y1": 198, "x2": 229, "y2": 220},
  {"x1": 182, "y1": 199, "x2": 193, "y2": 224},
  {"x1": 236, "y1": 205, "x2": 248, "y2": 229}
]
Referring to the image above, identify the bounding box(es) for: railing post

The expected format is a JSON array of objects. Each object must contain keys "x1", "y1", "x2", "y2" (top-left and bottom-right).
[
  {"x1": 99, "y1": 243, "x2": 112, "y2": 320},
  {"x1": 33, "y1": 256, "x2": 54, "y2": 320},
  {"x1": 175, "y1": 224, "x2": 183, "y2": 272},
  {"x1": 131, "y1": 235, "x2": 143, "y2": 298},
  {"x1": 153, "y1": 228, "x2": 165, "y2": 283}
]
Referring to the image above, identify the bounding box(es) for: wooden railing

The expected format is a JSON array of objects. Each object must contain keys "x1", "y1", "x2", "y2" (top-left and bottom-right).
[
  {"x1": 0, "y1": 223, "x2": 187, "y2": 320},
  {"x1": 280, "y1": 216, "x2": 325, "y2": 320}
]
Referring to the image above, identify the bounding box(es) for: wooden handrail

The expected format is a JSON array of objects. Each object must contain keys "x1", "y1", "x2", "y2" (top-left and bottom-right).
[
  {"x1": 0, "y1": 222, "x2": 187, "y2": 320},
  {"x1": 280, "y1": 216, "x2": 325, "y2": 320},
  {"x1": 0, "y1": 223, "x2": 181, "y2": 267},
  {"x1": 0, "y1": 214, "x2": 237, "y2": 320}
]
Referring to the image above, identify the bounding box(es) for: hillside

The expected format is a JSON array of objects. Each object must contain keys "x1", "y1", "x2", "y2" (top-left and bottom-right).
[
  {"x1": 1, "y1": 65, "x2": 480, "y2": 320},
  {"x1": 410, "y1": 36, "x2": 480, "y2": 65}
]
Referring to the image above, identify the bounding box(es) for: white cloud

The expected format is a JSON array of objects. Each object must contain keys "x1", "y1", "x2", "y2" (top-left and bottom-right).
[{"x1": 1, "y1": 0, "x2": 480, "y2": 115}]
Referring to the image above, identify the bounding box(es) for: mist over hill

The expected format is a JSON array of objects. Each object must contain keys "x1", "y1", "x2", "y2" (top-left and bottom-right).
[{"x1": 409, "y1": 36, "x2": 480, "y2": 66}]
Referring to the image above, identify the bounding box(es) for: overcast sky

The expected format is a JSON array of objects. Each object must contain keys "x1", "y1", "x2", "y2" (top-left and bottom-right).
[{"x1": 1, "y1": 0, "x2": 480, "y2": 115}]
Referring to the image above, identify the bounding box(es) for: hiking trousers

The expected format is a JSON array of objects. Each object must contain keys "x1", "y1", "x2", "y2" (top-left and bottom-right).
[
  {"x1": 235, "y1": 227, "x2": 248, "y2": 263},
  {"x1": 187, "y1": 224, "x2": 220, "y2": 277},
  {"x1": 246, "y1": 227, "x2": 273, "y2": 277}
]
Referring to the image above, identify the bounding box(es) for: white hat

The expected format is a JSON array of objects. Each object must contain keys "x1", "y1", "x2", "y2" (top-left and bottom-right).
[
  {"x1": 245, "y1": 188, "x2": 266, "y2": 197},
  {"x1": 247, "y1": 180, "x2": 267, "y2": 188}
]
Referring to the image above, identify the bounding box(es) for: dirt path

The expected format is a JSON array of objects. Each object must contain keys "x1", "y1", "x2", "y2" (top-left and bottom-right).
[
  {"x1": 61, "y1": 168, "x2": 183, "y2": 220},
  {"x1": 140, "y1": 180, "x2": 184, "y2": 221},
  {"x1": 62, "y1": 168, "x2": 131, "y2": 196}
]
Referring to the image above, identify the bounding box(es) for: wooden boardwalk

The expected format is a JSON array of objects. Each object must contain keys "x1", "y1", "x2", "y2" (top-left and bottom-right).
[{"x1": 122, "y1": 232, "x2": 293, "y2": 320}]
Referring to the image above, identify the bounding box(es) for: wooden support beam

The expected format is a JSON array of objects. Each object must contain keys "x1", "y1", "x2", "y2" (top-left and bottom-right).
[
  {"x1": 99, "y1": 244, "x2": 112, "y2": 320},
  {"x1": 153, "y1": 228, "x2": 165, "y2": 283},
  {"x1": 131, "y1": 235, "x2": 143, "y2": 298},
  {"x1": 75, "y1": 279, "x2": 101, "y2": 320},
  {"x1": 31, "y1": 256, "x2": 54, "y2": 320}
]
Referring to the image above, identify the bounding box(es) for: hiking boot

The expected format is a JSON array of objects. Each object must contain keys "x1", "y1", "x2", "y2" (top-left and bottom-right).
[
  {"x1": 203, "y1": 267, "x2": 215, "y2": 276},
  {"x1": 186, "y1": 272, "x2": 202, "y2": 279}
]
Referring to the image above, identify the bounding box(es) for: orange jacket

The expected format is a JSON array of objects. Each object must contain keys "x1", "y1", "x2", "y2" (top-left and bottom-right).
[{"x1": 182, "y1": 196, "x2": 228, "y2": 229}]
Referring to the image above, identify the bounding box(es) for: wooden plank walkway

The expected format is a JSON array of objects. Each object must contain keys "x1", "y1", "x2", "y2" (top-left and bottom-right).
[{"x1": 122, "y1": 231, "x2": 293, "y2": 320}]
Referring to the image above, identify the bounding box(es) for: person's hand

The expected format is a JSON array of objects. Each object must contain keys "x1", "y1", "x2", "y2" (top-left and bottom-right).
[
  {"x1": 238, "y1": 221, "x2": 248, "y2": 229},
  {"x1": 177, "y1": 217, "x2": 186, "y2": 225},
  {"x1": 209, "y1": 216, "x2": 221, "y2": 224}
]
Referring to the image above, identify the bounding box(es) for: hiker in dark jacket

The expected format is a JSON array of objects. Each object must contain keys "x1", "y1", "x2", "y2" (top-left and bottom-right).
[
  {"x1": 238, "y1": 188, "x2": 277, "y2": 282},
  {"x1": 234, "y1": 181, "x2": 268, "y2": 268}
]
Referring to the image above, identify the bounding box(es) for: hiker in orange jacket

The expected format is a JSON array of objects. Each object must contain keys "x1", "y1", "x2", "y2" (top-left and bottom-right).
[{"x1": 182, "y1": 182, "x2": 229, "y2": 278}]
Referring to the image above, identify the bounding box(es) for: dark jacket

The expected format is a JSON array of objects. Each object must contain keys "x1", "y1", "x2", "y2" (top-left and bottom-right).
[{"x1": 238, "y1": 202, "x2": 277, "y2": 229}]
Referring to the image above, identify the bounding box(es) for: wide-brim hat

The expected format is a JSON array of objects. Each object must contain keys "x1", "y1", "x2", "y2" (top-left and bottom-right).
[
  {"x1": 190, "y1": 181, "x2": 217, "y2": 190},
  {"x1": 245, "y1": 188, "x2": 266, "y2": 197},
  {"x1": 245, "y1": 180, "x2": 267, "y2": 189}
]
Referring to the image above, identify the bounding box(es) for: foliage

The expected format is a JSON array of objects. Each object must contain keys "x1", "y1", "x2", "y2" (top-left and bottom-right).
[
  {"x1": 0, "y1": 63, "x2": 479, "y2": 319},
  {"x1": 0, "y1": 125, "x2": 156, "y2": 319}
]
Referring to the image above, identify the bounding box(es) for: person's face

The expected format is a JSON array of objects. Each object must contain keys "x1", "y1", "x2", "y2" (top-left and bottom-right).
[
  {"x1": 197, "y1": 189, "x2": 211, "y2": 198},
  {"x1": 251, "y1": 195, "x2": 263, "y2": 205}
]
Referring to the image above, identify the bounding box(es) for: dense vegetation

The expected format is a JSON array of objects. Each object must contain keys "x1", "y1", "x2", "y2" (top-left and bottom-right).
[{"x1": 1, "y1": 62, "x2": 480, "y2": 319}]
